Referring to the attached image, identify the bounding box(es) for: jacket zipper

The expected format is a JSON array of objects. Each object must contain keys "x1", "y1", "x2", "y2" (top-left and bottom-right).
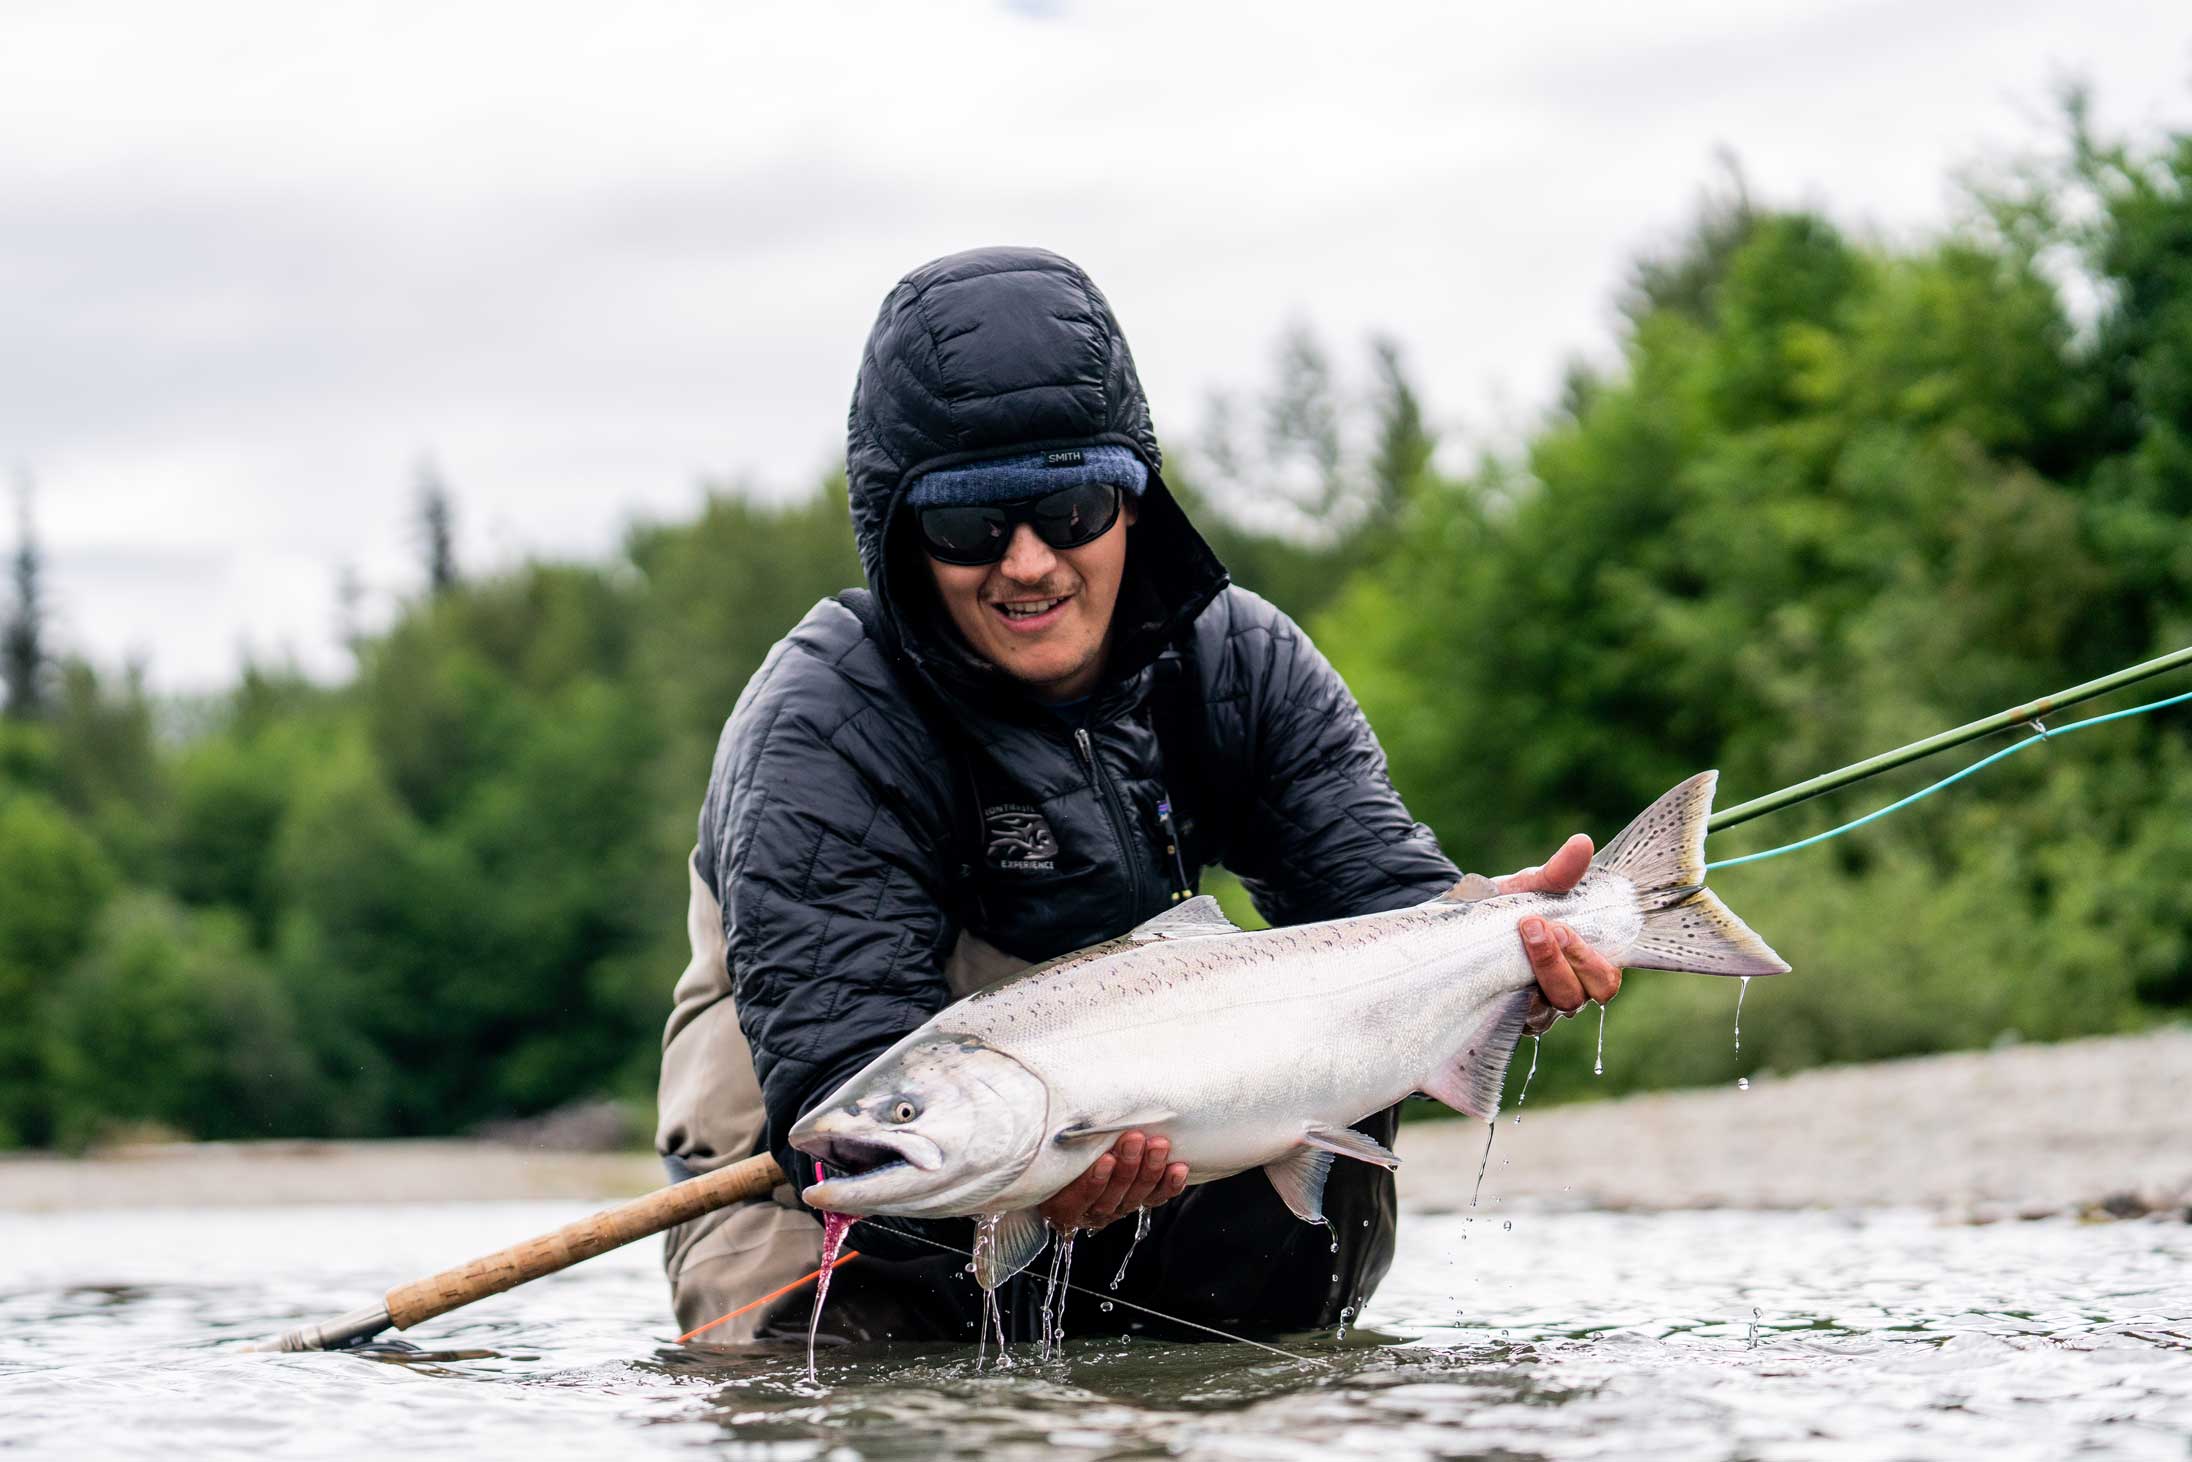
[{"x1": 1075, "y1": 726, "x2": 1151, "y2": 913}]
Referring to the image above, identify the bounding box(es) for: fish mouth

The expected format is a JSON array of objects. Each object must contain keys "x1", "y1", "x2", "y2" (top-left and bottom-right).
[{"x1": 794, "y1": 1128, "x2": 942, "y2": 1180}]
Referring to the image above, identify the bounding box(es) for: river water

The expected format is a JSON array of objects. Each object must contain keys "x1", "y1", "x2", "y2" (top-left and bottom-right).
[{"x1": 2, "y1": 1201, "x2": 2186, "y2": 1459}]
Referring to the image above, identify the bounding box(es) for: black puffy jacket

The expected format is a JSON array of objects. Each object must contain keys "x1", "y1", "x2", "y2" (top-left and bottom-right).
[{"x1": 688, "y1": 245, "x2": 1459, "y2": 1335}]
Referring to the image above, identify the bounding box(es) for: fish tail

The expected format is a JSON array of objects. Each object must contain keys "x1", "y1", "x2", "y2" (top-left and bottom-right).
[{"x1": 1592, "y1": 771, "x2": 1791, "y2": 977}]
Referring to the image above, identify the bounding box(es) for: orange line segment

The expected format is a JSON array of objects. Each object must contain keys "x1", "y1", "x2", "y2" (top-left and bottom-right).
[{"x1": 676, "y1": 1250, "x2": 862, "y2": 1343}]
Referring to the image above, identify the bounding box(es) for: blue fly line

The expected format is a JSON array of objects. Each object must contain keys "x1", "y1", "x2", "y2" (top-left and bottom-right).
[{"x1": 1704, "y1": 687, "x2": 2192, "y2": 872}]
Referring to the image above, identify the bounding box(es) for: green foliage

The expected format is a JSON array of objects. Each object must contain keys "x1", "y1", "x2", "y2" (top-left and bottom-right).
[
  {"x1": 1330, "y1": 99, "x2": 2192, "y2": 1114},
  {"x1": 43, "y1": 894, "x2": 326, "y2": 1147},
  {"x1": 0, "y1": 793, "x2": 116, "y2": 1145}
]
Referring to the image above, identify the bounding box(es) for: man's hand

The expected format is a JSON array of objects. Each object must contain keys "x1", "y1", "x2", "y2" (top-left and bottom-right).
[
  {"x1": 1038, "y1": 1131, "x2": 1188, "y2": 1233},
  {"x1": 1496, "y1": 832, "x2": 1624, "y2": 1019}
]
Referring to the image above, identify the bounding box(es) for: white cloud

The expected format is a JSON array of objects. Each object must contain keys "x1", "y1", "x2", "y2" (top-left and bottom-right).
[{"x1": 2, "y1": 0, "x2": 2187, "y2": 687}]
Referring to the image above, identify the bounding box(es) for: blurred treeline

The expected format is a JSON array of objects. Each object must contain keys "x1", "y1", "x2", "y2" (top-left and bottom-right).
[{"x1": 2, "y1": 103, "x2": 2187, "y2": 1148}]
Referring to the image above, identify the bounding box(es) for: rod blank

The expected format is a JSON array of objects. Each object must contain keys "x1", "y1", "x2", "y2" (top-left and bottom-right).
[{"x1": 1708, "y1": 645, "x2": 2192, "y2": 833}]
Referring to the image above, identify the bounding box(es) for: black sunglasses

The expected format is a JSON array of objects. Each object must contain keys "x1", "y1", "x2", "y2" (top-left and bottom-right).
[{"x1": 914, "y1": 481, "x2": 1124, "y2": 566}]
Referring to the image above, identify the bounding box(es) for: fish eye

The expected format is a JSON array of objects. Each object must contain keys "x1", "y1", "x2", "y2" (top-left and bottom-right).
[{"x1": 887, "y1": 1099, "x2": 919, "y2": 1124}]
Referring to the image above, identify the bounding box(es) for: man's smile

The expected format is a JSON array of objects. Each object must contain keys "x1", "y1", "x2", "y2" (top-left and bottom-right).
[{"x1": 989, "y1": 593, "x2": 1074, "y2": 632}]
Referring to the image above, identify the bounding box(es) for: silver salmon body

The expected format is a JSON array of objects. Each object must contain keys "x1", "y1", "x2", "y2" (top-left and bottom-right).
[{"x1": 791, "y1": 770, "x2": 1788, "y2": 1287}]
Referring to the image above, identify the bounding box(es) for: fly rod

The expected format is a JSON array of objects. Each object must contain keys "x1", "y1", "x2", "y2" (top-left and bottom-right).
[
  {"x1": 1707, "y1": 645, "x2": 2192, "y2": 833},
  {"x1": 244, "y1": 1150, "x2": 785, "y2": 1352}
]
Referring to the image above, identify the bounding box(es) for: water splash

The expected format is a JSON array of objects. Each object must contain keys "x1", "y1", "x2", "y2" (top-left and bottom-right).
[
  {"x1": 1471, "y1": 1121, "x2": 1496, "y2": 1207},
  {"x1": 803, "y1": 1209, "x2": 856, "y2": 1386},
  {"x1": 1512, "y1": 1034, "x2": 1542, "y2": 1124},
  {"x1": 1110, "y1": 1207, "x2": 1150, "y2": 1291},
  {"x1": 1734, "y1": 975, "x2": 1751, "y2": 1054},
  {"x1": 1593, "y1": 1002, "x2": 1607, "y2": 1077}
]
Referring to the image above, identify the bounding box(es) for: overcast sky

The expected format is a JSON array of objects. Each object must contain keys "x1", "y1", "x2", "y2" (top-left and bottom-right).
[{"x1": 7, "y1": 1, "x2": 2189, "y2": 690}]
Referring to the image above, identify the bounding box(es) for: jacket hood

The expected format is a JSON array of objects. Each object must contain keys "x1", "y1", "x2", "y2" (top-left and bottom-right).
[{"x1": 845, "y1": 246, "x2": 1227, "y2": 703}]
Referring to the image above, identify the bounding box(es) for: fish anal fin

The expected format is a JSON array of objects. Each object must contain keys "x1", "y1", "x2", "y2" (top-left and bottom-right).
[
  {"x1": 1054, "y1": 1109, "x2": 1179, "y2": 1144},
  {"x1": 1302, "y1": 1123, "x2": 1400, "y2": 1169},
  {"x1": 1263, "y1": 1146, "x2": 1337, "y2": 1223},
  {"x1": 1125, "y1": 895, "x2": 1244, "y2": 941},
  {"x1": 1420, "y1": 988, "x2": 1532, "y2": 1120},
  {"x1": 973, "y1": 1207, "x2": 1050, "y2": 1291},
  {"x1": 1436, "y1": 873, "x2": 1502, "y2": 904}
]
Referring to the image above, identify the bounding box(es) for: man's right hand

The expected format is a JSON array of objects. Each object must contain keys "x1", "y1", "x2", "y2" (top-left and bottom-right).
[{"x1": 1038, "y1": 1131, "x2": 1188, "y2": 1232}]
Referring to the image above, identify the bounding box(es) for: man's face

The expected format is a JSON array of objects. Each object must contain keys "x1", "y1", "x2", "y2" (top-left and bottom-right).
[{"x1": 925, "y1": 498, "x2": 1136, "y2": 703}]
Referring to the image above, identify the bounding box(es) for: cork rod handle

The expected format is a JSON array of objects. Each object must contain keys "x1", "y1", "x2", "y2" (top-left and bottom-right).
[{"x1": 384, "y1": 1151, "x2": 787, "y2": 1330}]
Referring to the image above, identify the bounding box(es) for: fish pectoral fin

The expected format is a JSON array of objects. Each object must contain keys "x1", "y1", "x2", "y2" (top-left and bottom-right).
[
  {"x1": 1302, "y1": 1124, "x2": 1400, "y2": 1169},
  {"x1": 1053, "y1": 1109, "x2": 1179, "y2": 1144},
  {"x1": 974, "y1": 1207, "x2": 1051, "y2": 1291},
  {"x1": 1263, "y1": 1145, "x2": 1337, "y2": 1224},
  {"x1": 1125, "y1": 895, "x2": 1244, "y2": 941},
  {"x1": 1419, "y1": 988, "x2": 1533, "y2": 1120}
]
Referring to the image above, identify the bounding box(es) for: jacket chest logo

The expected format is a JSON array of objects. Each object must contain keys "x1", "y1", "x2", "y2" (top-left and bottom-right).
[{"x1": 984, "y1": 804, "x2": 1059, "y2": 870}]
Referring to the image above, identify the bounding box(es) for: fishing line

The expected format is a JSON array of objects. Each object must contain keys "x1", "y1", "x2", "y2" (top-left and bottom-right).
[
  {"x1": 679, "y1": 1249, "x2": 862, "y2": 1343},
  {"x1": 1704, "y1": 688, "x2": 2192, "y2": 871}
]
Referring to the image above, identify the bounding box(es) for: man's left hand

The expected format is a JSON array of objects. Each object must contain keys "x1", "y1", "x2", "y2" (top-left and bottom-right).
[{"x1": 1496, "y1": 833, "x2": 1624, "y2": 1018}]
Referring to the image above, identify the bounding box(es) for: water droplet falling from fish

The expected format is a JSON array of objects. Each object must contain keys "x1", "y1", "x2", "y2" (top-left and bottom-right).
[
  {"x1": 1472, "y1": 1121, "x2": 1496, "y2": 1207},
  {"x1": 804, "y1": 1206, "x2": 855, "y2": 1386},
  {"x1": 1734, "y1": 974, "x2": 1750, "y2": 1054},
  {"x1": 1037, "y1": 1226, "x2": 1078, "y2": 1361},
  {"x1": 1110, "y1": 1207, "x2": 1150, "y2": 1291},
  {"x1": 1512, "y1": 1034, "x2": 1541, "y2": 1124},
  {"x1": 1594, "y1": 1002, "x2": 1607, "y2": 1077},
  {"x1": 1737, "y1": 1076, "x2": 1750, "y2": 1091},
  {"x1": 972, "y1": 1214, "x2": 1009, "y2": 1371}
]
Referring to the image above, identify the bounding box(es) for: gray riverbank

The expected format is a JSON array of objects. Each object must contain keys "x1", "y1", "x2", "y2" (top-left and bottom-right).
[
  {"x1": 3, "y1": 1028, "x2": 2184, "y2": 1218},
  {"x1": 1399, "y1": 1025, "x2": 2192, "y2": 1221}
]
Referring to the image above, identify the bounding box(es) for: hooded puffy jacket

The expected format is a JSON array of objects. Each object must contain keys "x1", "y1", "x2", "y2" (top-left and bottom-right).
[{"x1": 657, "y1": 246, "x2": 1460, "y2": 1340}]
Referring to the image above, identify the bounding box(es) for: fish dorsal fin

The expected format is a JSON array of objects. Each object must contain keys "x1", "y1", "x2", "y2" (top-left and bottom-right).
[
  {"x1": 1302, "y1": 1124, "x2": 1401, "y2": 1169},
  {"x1": 1125, "y1": 895, "x2": 1244, "y2": 942},
  {"x1": 1263, "y1": 1146, "x2": 1337, "y2": 1223},
  {"x1": 973, "y1": 1207, "x2": 1050, "y2": 1291},
  {"x1": 1436, "y1": 873, "x2": 1502, "y2": 904}
]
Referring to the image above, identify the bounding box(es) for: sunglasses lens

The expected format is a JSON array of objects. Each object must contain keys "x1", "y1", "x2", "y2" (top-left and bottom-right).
[
  {"x1": 918, "y1": 506, "x2": 1011, "y2": 563},
  {"x1": 916, "y1": 481, "x2": 1123, "y2": 563},
  {"x1": 1033, "y1": 483, "x2": 1120, "y2": 549}
]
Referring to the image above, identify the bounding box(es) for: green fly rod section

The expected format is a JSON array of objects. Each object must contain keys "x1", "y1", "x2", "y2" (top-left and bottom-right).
[{"x1": 1707, "y1": 645, "x2": 2192, "y2": 835}]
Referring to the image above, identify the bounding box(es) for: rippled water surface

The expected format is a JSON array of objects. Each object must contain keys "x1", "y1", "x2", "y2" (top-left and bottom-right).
[{"x1": 3, "y1": 1202, "x2": 2187, "y2": 1459}]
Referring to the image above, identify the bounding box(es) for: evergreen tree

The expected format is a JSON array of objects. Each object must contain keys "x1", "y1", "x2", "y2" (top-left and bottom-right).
[
  {"x1": 416, "y1": 460, "x2": 459, "y2": 596},
  {"x1": 2, "y1": 473, "x2": 47, "y2": 721},
  {"x1": 1366, "y1": 335, "x2": 1434, "y2": 530}
]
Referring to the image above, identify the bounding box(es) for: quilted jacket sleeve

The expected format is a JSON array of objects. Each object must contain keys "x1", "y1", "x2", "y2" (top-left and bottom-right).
[
  {"x1": 1201, "y1": 589, "x2": 1459, "y2": 925},
  {"x1": 695, "y1": 616, "x2": 962, "y2": 1234}
]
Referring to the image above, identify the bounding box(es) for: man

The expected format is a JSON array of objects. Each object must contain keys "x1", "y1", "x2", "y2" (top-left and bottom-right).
[{"x1": 655, "y1": 246, "x2": 1622, "y2": 1344}]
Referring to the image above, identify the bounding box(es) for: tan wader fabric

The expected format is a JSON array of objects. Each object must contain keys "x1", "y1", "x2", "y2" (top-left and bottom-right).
[{"x1": 655, "y1": 851, "x2": 1024, "y2": 1340}]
